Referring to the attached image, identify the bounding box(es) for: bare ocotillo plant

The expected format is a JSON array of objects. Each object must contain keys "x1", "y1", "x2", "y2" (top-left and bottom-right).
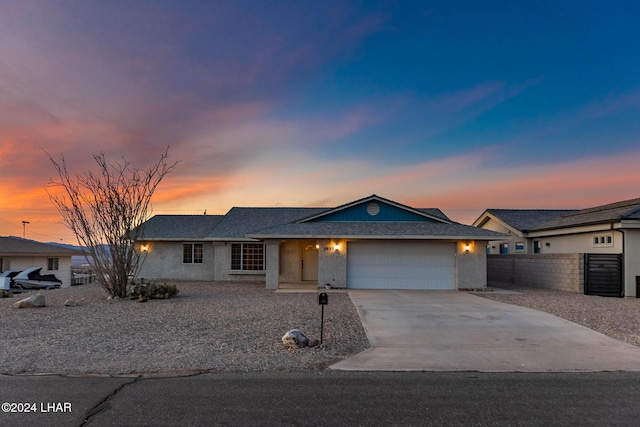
[{"x1": 47, "y1": 149, "x2": 177, "y2": 297}]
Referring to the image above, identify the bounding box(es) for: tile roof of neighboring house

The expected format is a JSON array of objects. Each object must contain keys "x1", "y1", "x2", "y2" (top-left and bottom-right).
[
  {"x1": 138, "y1": 215, "x2": 225, "y2": 239},
  {"x1": 0, "y1": 236, "x2": 84, "y2": 256},
  {"x1": 246, "y1": 221, "x2": 507, "y2": 240},
  {"x1": 533, "y1": 197, "x2": 640, "y2": 231},
  {"x1": 483, "y1": 209, "x2": 579, "y2": 232}
]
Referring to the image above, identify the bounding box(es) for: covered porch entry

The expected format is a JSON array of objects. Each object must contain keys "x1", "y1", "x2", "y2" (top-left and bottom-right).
[{"x1": 278, "y1": 239, "x2": 319, "y2": 288}]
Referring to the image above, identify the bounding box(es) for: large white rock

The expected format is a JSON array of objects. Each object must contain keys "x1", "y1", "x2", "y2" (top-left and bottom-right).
[
  {"x1": 13, "y1": 294, "x2": 45, "y2": 309},
  {"x1": 282, "y1": 329, "x2": 310, "y2": 350},
  {"x1": 64, "y1": 298, "x2": 84, "y2": 307}
]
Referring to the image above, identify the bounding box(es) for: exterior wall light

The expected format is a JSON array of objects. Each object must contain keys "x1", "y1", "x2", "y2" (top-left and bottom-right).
[
  {"x1": 333, "y1": 243, "x2": 341, "y2": 251},
  {"x1": 140, "y1": 244, "x2": 149, "y2": 252},
  {"x1": 316, "y1": 244, "x2": 320, "y2": 249},
  {"x1": 464, "y1": 244, "x2": 471, "y2": 253}
]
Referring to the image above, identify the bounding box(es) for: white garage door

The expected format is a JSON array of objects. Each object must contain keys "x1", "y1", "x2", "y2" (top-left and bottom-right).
[{"x1": 347, "y1": 241, "x2": 455, "y2": 290}]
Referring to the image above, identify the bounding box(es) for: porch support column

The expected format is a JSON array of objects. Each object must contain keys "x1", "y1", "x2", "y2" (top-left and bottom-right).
[
  {"x1": 265, "y1": 239, "x2": 280, "y2": 290},
  {"x1": 317, "y1": 238, "x2": 347, "y2": 288},
  {"x1": 456, "y1": 240, "x2": 486, "y2": 290}
]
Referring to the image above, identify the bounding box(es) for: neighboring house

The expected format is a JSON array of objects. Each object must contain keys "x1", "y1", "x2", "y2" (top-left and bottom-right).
[
  {"x1": 0, "y1": 236, "x2": 84, "y2": 287},
  {"x1": 472, "y1": 209, "x2": 578, "y2": 254},
  {"x1": 474, "y1": 197, "x2": 640, "y2": 297},
  {"x1": 136, "y1": 195, "x2": 507, "y2": 290}
]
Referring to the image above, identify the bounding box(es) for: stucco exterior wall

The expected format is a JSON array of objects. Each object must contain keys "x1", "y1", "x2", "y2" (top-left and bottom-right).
[
  {"x1": 480, "y1": 218, "x2": 527, "y2": 255},
  {"x1": 213, "y1": 242, "x2": 227, "y2": 281},
  {"x1": 623, "y1": 229, "x2": 640, "y2": 297},
  {"x1": 483, "y1": 223, "x2": 627, "y2": 256},
  {"x1": 456, "y1": 241, "x2": 487, "y2": 289},
  {"x1": 318, "y1": 238, "x2": 347, "y2": 288},
  {"x1": 137, "y1": 241, "x2": 215, "y2": 281},
  {"x1": 7, "y1": 256, "x2": 73, "y2": 287},
  {"x1": 487, "y1": 254, "x2": 584, "y2": 293},
  {"x1": 486, "y1": 237, "x2": 533, "y2": 255},
  {"x1": 533, "y1": 231, "x2": 623, "y2": 254},
  {"x1": 480, "y1": 217, "x2": 512, "y2": 234},
  {"x1": 265, "y1": 240, "x2": 279, "y2": 289}
]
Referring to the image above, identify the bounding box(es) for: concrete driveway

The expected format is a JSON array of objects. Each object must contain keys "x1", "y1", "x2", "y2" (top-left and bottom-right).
[{"x1": 331, "y1": 290, "x2": 640, "y2": 372}]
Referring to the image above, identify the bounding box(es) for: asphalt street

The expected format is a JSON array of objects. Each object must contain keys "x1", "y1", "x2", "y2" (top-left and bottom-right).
[{"x1": 3, "y1": 371, "x2": 640, "y2": 426}]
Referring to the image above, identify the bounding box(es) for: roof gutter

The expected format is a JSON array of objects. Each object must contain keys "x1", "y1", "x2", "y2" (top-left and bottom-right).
[
  {"x1": 527, "y1": 222, "x2": 616, "y2": 238},
  {"x1": 245, "y1": 234, "x2": 503, "y2": 241}
]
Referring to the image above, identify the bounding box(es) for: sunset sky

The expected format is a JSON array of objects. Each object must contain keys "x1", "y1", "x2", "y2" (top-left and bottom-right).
[{"x1": 1, "y1": 1, "x2": 639, "y2": 244}]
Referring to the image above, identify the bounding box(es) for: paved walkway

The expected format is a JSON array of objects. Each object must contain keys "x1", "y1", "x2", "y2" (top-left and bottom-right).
[{"x1": 331, "y1": 290, "x2": 640, "y2": 372}]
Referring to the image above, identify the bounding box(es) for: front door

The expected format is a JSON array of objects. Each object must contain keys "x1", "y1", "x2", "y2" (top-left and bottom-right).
[{"x1": 302, "y1": 244, "x2": 318, "y2": 282}]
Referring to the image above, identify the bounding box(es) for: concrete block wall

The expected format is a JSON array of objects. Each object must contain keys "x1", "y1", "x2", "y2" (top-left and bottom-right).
[{"x1": 487, "y1": 254, "x2": 584, "y2": 293}]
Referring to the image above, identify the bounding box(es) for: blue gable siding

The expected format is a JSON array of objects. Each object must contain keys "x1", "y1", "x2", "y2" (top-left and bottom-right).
[{"x1": 310, "y1": 201, "x2": 433, "y2": 222}]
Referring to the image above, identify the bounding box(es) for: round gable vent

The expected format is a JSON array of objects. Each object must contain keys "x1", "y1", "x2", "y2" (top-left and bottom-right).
[{"x1": 367, "y1": 202, "x2": 380, "y2": 216}]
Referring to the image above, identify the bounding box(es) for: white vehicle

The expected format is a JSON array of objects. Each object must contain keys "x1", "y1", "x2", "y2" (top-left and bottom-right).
[{"x1": 13, "y1": 267, "x2": 62, "y2": 290}]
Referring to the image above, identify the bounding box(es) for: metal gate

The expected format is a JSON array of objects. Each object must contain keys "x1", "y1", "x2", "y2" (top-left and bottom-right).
[{"x1": 584, "y1": 254, "x2": 623, "y2": 297}]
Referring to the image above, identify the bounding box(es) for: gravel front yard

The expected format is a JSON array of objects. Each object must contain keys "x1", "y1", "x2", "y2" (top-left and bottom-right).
[
  {"x1": 478, "y1": 284, "x2": 640, "y2": 347},
  {"x1": 0, "y1": 282, "x2": 369, "y2": 376},
  {"x1": 3, "y1": 281, "x2": 639, "y2": 376}
]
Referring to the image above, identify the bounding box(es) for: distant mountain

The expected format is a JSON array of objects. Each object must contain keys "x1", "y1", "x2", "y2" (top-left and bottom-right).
[
  {"x1": 43, "y1": 242, "x2": 87, "y2": 267},
  {"x1": 45, "y1": 242, "x2": 114, "y2": 268},
  {"x1": 4, "y1": 237, "x2": 115, "y2": 268},
  {"x1": 46, "y1": 241, "x2": 87, "y2": 252},
  {"x1": 46, "y1": 241, "x2": 111, "y2": 254}
]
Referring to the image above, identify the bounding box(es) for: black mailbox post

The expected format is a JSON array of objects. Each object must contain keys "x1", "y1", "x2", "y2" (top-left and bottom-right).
[
  {"x1": 318, "y1": 292, "x2": 328, "y2": 344},
  {"x1": 318, "y1": 292, "x2": 328, "y2": 305}
]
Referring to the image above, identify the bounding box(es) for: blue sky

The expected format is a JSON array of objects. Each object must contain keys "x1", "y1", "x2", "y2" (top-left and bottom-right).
[{"x1": 1, "y1": 0, "x2": 639, "y2": 242}]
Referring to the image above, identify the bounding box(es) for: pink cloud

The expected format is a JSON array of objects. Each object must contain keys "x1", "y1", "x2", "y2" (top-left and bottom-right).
[
  {"x1": 185, "y1": 145, "x2": 640, "y2": 226},
  {"x1": 412, "y1": 150, "x2": 640, "y2": 223},
  {"x1": 579, "y1": 89, "x2": 640, "y2": 120},
  {"x1": 428, "y1": 82, "x2": 506, "y2": 113},
  {"x1": 298, "y1": 106, "x2": 378, "y2": 142},
  {"x1": 3, "y1": 145, "x2": 640, "y2": 242},
  {"x1": 494, "y1": 88, "x2": 640, "y2": 151}
]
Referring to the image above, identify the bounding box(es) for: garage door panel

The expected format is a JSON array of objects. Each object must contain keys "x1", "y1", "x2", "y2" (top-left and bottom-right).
[{"x1": 347, "y1": 241, "x2": 455, "y2": 290}]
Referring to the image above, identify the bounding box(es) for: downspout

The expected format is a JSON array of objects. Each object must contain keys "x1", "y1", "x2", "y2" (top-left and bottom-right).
[{"x1": 615, "y1": 224, "x2": 626, "y2": 297}]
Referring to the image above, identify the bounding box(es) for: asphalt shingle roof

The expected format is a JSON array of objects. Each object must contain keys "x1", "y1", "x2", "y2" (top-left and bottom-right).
[
  {"x1": 533, "y1": 197, "x2": 640, "y2": 230},
  {"x1": 414, "y1": 208, "x2": 451, "y2": 222},
  {"x1": 485, "y1": 209, "x2": 579, "y2": 232},
  {"x1": 138, "y1": 215, "x2": 224, "y2": 239},
  {"x1": 138, "y1": 199, "x2": 504, "y2": 241},
  {"x1": 0, "y1": 237, "x2": 83, "y2": 256},
  {"x1": 246, "y1": 221, "x2": 506, "y2": 240},
  {"x1": 209, "y1": 207, "x2": 329, "y2": 239}
]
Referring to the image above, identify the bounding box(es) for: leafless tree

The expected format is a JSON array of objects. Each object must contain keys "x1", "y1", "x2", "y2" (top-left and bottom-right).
[{"x1": 47, "y1": 149, "x2": 177, "y2": 297}]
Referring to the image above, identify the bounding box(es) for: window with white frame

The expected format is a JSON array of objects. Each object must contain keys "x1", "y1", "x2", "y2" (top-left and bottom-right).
[
  {"x1": 592, "y1": 233, "x2": 613, "y2": 248},
  {"x1": 515, "y1": 241, "x2": 525, "y2": 252},
  {"x1": 231, "y1": 243, "x2": 265, "y2": 271},
  {"x1": 183, "y1": 243, "x2": 203, "y2": 263},
  {"x1": 48, "y1": 257, "x2": 59, "y2": 271}
]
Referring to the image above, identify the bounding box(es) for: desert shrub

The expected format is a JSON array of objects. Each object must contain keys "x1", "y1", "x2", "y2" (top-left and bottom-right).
[
  {"x1": 129, "y1": 278, "x2": 179, "y2": 300},
  {"x1": 0, "y1": 289, "x2": 12, "y2": 298}
]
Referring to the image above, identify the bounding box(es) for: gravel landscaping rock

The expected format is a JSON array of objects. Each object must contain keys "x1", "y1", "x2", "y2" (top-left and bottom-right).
[
  {"x1": 478, "y1": 283, "x2": 640, "y2": 347},
  {"x1": 0, "y1": 282, "x2": 369, "y2": 375},
  {"x1": 4, "y1": 281, "x2": 637, "y2": 376}
]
